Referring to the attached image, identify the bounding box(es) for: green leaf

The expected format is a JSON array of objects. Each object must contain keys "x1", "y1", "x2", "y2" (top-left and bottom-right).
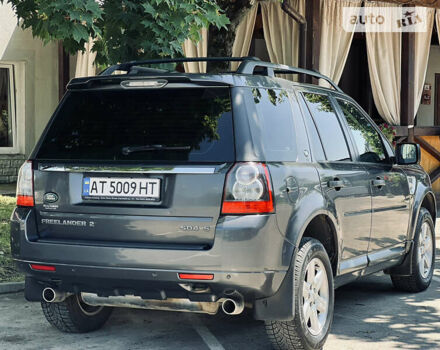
[
  {"x1": 142, "y1": 3, "x2": 156, "y2": 16},
  {"x1": 71, "y1": 24, "x2": 88, "y2": 43}
]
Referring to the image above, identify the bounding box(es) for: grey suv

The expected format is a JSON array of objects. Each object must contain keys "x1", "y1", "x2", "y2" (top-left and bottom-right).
[{"x1": 11, "y1": 57, "x2": 436, "y2": 350}]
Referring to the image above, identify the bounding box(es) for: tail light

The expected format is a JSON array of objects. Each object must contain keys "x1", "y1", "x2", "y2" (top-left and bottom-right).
[
  {"x1": 16, "y1": 161, "x2": 34, "y2": 207},
  {"x1": 221, "y1": 162, "x2": 274, "y2": 214}
]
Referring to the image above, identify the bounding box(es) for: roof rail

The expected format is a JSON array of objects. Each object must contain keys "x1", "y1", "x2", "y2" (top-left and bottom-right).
[
  {"x1": 236, "y1": 60, "x2": 342, "y2": 92},
  {"x1": 99, "y1": 56, "x2": 340, "y2": 92},
  {"x1": 100, "y1": 56, "x2": 261, "y2": 76}
]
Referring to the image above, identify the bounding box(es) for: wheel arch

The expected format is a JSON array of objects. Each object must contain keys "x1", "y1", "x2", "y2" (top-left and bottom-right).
[
  {"x1": 295, "y1": 211, "x2": 340, "y2": 276},
  {"x1": 421, "y1": 192, "x2": 436, "y2": 223},
  {"x1": 410, "y1": 189, "x2": 437, "y2": 241}
]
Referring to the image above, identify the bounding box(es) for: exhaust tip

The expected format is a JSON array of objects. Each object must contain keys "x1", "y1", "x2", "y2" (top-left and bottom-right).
[
  {"x1": 222, "y1": 299, "x2": 237, "y2": 315},
  {"x1": 42, "y1": 288, "x2": 56, "y2": 303},
  {"x1": 221, "y1": 291, "x2": 245, "y2": 315}
]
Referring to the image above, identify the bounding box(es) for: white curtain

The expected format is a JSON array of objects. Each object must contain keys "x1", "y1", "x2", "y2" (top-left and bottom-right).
[
  {"x1": 365, "y1": 2, "x2": 401, "y2": 125},
  {"x1": 260, "y1": 0, "x2": 305, "y2": 80},
  {"x1": 182, "y1": 27, "x2": 208, "y2": 73},
  {"x1": 231, "y1": 4, "x2": 259, "y2": 71},
  {"x1": 437, "y1": 10, "x2": 440, "y2": 44},
  {"x1": 319, "y1": 0, "x2": 362, "y2": 86},
  {"x1": 75, "y1": 37, "x2": 97, "y2": 78},
  {"x1": 414, "y1": 8, "x2": 435, "y2": 118}
]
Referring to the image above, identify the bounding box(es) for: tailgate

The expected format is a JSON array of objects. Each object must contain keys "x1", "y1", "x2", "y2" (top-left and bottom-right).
[{"x1": 33, "y1": 164, "x2": 230, "y2": 247}]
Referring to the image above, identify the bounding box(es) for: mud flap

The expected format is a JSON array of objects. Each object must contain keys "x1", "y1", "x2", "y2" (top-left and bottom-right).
[
  {"x1": 384, "y1": 241, "x2": 414, "y2": 276},
  {"x1": 253, "y1": 262, "x2": 294, "y2": 321},
  {"x1": 24, "y1": 276, "x2": 45, "y2": 302}
]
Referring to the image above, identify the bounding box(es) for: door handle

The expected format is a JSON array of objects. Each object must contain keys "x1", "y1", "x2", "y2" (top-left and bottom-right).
[
  {"x1": 372, "y1": 177, "x2": 386, "y2": 188},
  {"x1": 328, "y1": 178, "x2": 345, "y2": 191}
]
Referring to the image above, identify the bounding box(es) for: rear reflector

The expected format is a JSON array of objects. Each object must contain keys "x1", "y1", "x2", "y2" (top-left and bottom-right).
[
  {"x1": 178, "y1": 273, "x2": 214, "y2": 280},
  {"x1": 30, "y1": 264, "x2": 56, "y2": 272}
]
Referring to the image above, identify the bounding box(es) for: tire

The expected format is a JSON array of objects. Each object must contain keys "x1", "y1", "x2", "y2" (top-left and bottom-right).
[
  {"x1": 391, "y1": 207, "x2": 435, "y2": 293},
  {"x1": 265, "y1": 238, "x2": 334, "y2": 350},
  {"x1": 41, "y1": 294, "x2": 113, "y2": 333}
]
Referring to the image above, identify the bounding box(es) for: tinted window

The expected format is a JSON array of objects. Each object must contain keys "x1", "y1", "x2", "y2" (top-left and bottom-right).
[
  {"x1": 337, "y1": 99, "x2": 387, "y2": 163},
  {"x1": 37, "y1": 88, "x2": 234, "y2": 162},
  {"x1": 303, "y1": 93, "x2": 350, "y2": 162},
  {"x1": 0, "y1": 67, "x2": 13, "y2": 147},
  {"x1": 251, "y1": 88, "x2": 296, "y2": 161},
  {"x1": 296, "y1": 93, "x2": 325, "y2": 162}
]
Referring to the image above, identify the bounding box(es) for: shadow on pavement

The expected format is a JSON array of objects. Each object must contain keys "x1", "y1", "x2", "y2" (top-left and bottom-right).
[{"x1": 328, "y1": 248, "x2": 440, "y2": 350}]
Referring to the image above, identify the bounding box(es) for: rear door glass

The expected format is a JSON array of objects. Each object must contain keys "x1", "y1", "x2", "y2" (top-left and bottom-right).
[
  {"x1": 302, "y1": 92, "x2": 351, "y2": 162},
  {"x1": 36, "y1": 88, "x2": 234, "y2": 162}
]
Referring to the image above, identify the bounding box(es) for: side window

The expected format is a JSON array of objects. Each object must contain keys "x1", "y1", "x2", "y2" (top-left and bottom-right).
[
  {"x1": 302, "y1": 92, "x2": 350, "y2": 162},
  {"x1": 251, "y1": 88, "x2": 297, "y2": 161},
  {"x1": 337, "y1": 99, "x2": 387, "y2": 164},
  {"x1": 296, "y1": 93, "x2": 325, "y2": 161}
]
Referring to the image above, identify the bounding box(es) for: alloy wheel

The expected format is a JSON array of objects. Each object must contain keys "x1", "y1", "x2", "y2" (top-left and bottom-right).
[
  {"x1": 302, "y1": 258, "x2": 329, "y2": 336},
  {"x1": 418, "y1": 221, "x2": 433, "y2": 279}
]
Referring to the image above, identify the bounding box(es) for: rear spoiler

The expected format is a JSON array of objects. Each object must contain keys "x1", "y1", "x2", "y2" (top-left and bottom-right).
[{"x1": 67, "y1": 75, "x2": 231, "y2": 90}]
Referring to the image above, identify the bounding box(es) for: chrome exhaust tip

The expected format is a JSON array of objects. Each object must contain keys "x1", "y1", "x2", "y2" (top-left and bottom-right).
[
  {"x1": 221, "y1": 292, "x2": 244, "y2": 315},
  {"x1": 42, "y1": 288, "x2": 71, "y2": 303}
]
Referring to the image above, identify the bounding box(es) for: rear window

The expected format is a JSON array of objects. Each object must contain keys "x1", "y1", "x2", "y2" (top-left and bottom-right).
[{"x1": 36, "y1": 87, "x2": 234, "y2": 162}]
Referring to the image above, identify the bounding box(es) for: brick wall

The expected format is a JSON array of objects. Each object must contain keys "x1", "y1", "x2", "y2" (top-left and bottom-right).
[{"x1": 0, "y1": 154, "x2": 26, "y2": 183}]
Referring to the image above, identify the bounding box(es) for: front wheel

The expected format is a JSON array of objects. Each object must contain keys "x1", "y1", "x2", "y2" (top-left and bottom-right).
[
  {"x1": 391, "y1": 207, "x2": 435, "y2": 292},
  {"x1": 265, "y1": 238, "x2": 334, "y2": 350},
  {"x1": 41, "y1": 294, "x2": 113, "y2": 333}
]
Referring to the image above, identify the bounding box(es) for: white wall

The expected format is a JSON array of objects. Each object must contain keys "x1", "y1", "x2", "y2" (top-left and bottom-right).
[
  {"x1": 0, "y1": 3, "x2": 16, "y2": 59},
  {"x1": 0, "y1": 3, "x2": 58, "y2": 155},
  {"x1": 417, "y1": 45, "x2": 440, "y2": 126}
]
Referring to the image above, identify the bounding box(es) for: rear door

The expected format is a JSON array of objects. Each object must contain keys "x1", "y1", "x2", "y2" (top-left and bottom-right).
[
  {"x1": 299, "y1": 91, "x2": 372, "y2": 274},
  {"x1": 335, "y1": 99, "x2": 410, "y2": 262},
  {"x1": 32, "y1": 85, "x2": 234, "y2": 249}
]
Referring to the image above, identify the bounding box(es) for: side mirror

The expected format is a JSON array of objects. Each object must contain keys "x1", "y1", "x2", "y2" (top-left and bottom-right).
[{"x1": 395, "y1": 143, "x2": 420, "y2": 165}]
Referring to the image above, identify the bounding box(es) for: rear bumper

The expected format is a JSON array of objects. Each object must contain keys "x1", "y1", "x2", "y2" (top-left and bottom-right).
[
  {"x1": 11, "y1": 207, "x2": 294, "y2": 302},
  {"x1": 18, "y1": 262, "x2": 286, "y2": 303}
]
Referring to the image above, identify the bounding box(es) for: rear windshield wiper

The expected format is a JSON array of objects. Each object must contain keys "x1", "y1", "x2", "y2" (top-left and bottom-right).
[{"x1": 122, "y1": 144, "x2": 191, "y2": 155}]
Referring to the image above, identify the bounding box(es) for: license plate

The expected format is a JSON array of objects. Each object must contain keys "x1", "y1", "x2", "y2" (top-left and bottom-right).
[{"x1": 82, "y1": 177, "x2": 160, "y2": 201}]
